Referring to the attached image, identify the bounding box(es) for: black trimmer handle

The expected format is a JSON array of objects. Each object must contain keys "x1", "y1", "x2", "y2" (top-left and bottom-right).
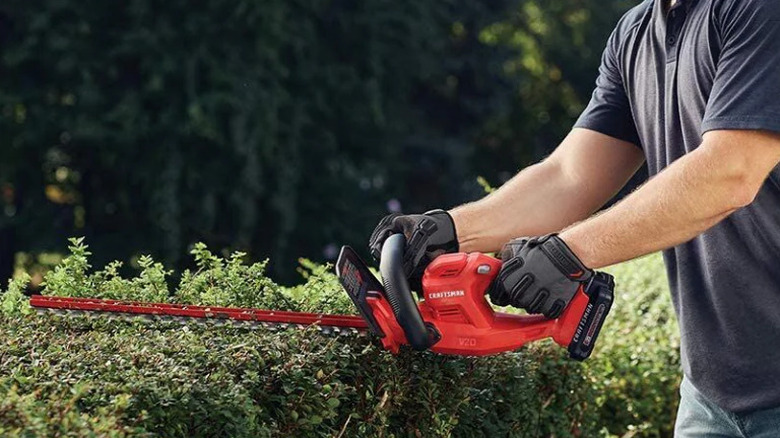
[{"x1": 380, "y1": 234, "x2": 440, "y2": 351}]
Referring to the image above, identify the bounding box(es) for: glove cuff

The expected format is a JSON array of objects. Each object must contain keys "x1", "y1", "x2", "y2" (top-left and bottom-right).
[
  {"x1": 424, "y1": 209, "x2": 459, "y2": 253},
  {"x1": 537, "y1": 234, "x2": 592, "y2": 282}
]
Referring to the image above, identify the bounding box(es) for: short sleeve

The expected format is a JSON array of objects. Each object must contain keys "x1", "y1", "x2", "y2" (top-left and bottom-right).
[
  {"x1": 701, "y1": 0, "x2": 780, "y2": 134},
  {"x1": 574, "y1": 25, "x2": 641, "y2": 148}
]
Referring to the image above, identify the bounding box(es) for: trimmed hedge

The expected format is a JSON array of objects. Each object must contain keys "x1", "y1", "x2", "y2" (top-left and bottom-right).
[
  {"x1": 588, "y1": 254, "x2": 681, "y2": 436},
  {"x1": 0, "y1": 240, "x2": 680, "y2": 437}
]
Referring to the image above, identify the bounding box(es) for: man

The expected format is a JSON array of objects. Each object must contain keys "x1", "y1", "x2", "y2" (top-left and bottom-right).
[{"x1": 369, "y1": 0, "x2": 780, "y2": 435}]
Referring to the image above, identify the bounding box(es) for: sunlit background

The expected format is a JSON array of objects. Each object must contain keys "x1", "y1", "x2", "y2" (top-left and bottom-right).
[{"x1": 0, "y1": 0, "x2": 639, "y2": 287}]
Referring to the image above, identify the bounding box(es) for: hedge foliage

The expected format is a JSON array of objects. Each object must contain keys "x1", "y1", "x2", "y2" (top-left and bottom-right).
[{"x1": 0, "y1": 240, "x2": 680, "y2": 437}]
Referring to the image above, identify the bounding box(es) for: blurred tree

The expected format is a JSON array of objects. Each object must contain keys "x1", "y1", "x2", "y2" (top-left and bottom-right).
[
  {"x1": 473, "y1": 0, "x2": 641, "y2": 182},
  {"x1": 0, "y1": 0, "x2": 637, "y2": 283}
]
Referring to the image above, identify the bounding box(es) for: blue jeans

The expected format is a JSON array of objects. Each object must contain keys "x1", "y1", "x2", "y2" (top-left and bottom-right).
[{"x1": 675, "y1": 377, "x2": 780, "y2": 437}]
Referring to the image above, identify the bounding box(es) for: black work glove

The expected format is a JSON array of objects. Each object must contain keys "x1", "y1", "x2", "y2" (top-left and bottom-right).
[
  {"x1": 488, "y1": 234, "x2": 592, "y2": 318},
  {"x1": 368, "y1": 209, "x2": 459, "y2": 286}
]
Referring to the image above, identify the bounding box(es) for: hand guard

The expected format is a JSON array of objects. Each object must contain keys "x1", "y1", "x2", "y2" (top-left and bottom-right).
[
  {"x1": 488, "y1": 234, "x2": 592, "y2": 318},
  {"x1": 368, "y1": 209, "x2": 458, "y2": 288}
]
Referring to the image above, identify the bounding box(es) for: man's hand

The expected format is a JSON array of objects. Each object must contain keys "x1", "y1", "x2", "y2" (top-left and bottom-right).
[
  {"x1": 489, "y1": 234, "x2": 592, "y2": 318},
  {"x1": 368, "y1": 210, "x2": 459, "y2": 285}
]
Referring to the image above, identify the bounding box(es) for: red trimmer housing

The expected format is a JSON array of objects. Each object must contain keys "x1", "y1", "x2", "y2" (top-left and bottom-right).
[{"x1": 337, "y1": 234, "x2": 614, "y2": 359}]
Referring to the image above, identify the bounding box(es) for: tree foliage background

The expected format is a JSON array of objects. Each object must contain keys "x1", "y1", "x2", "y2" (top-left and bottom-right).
[{"x1": 0, "y1": 0, "x2": 638, "y2": 284}]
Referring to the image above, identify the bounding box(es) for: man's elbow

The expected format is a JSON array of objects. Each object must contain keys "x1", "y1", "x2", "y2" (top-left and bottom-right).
[
  {"x1": 727, "y1": 175, "x2": 760, "y2": 210},
  {"x1": 699, "y1": 135, "x2": 765, "y2": 210},
  {"x1": 716, "y1": 150, "x2": 764, "y2": 210}
]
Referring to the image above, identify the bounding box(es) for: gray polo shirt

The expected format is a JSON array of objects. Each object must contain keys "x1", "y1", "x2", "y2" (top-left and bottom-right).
[{"x1": 575, "y1": 0, "x2": 780, "y2": 412}]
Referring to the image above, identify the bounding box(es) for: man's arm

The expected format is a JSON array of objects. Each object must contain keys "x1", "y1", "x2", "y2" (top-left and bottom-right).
[
  {"x1": 451, "y1": 128, "x2": 644, "y2": 253},
  {"x1": 560, "y1": 129, "x2": 780, "y2": 268}
]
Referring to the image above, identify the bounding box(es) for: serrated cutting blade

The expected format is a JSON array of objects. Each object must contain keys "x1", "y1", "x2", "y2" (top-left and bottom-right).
[{"x1": 29, "y1": 295, "x2": 369, "y2": 337}]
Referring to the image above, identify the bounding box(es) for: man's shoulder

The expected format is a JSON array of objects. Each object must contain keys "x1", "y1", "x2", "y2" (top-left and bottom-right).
[
  {"x1": 614, "y1": 0, "x2": 653, "y2": 36},
  {"x1": 606, "y1": 1, "x2": 653, "y2": 55},
  {"x1": 617, "y1": 0, "x2": 654, "y2": 31},
  {"x1": 710, "y1": 0, "x2": 780, "y2": 26}
]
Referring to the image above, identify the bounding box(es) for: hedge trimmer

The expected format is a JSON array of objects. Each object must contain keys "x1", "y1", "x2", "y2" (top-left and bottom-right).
[{"x1": 30, "y1": 234, "x2": 614, "y2": 359}]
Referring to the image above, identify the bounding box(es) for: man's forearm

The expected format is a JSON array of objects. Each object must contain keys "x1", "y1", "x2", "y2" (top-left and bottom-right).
[
  {"x1": 450, "y1": 129, "x2": 644, "y2": 253},
  {"x1": 451, "y1": 161, "x2": 595, "y2": 253},
  {"x1": 560, "y1": 131, "x2": 780, "y2": 268}
]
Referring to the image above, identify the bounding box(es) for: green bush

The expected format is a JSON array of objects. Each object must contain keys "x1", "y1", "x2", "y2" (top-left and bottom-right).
[
  {"x1": 0, "y1": 240, "x2": 680, "y2": 437},
  {"x1": 593, "y1": 256, "x2": 681, "y2": 437}
]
